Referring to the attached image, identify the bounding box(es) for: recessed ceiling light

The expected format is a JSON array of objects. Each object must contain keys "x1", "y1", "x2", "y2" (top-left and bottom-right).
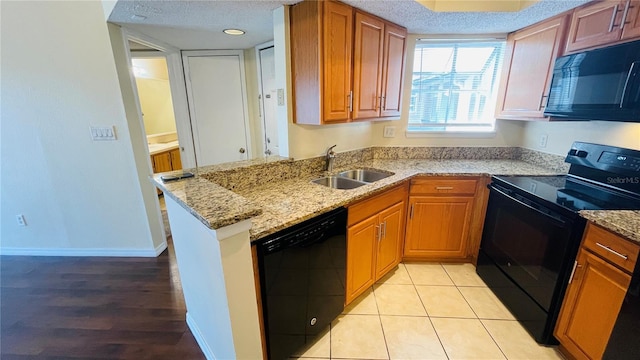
[{"x1": 223, "y1": 29, "x2": 245, "y2": 36}]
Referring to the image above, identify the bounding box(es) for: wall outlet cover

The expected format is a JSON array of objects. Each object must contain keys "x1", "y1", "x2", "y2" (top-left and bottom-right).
[
  {"x1": 383, "y1": 126, "x2": 396, "y2": 138},
  {"x1": 539, "y1": 134, "x2": 548, "y2": 148}
]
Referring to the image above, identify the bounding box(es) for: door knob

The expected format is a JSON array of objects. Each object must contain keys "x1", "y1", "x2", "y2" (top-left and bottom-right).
[{"x1": 239, "y1": 148, "x2": 246, "y2": 154}]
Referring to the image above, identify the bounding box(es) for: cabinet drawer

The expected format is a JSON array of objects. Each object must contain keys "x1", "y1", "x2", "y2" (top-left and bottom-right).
[
  {"x1": 410, "y1": 178, "x2": 477, "y2": 196},
  {"x1": 583, "y1": 223, "x2": 639, "y2": 273},
  {"x1": 348, "y1": 183, "x2": 408, "y2": 226}
]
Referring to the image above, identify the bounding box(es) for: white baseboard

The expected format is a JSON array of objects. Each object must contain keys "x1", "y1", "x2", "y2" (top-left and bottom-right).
[
  {"x1": 186, "y1": 312, "x2": 216, "y2": 360},
  {"x1": 154, "y1": 240, "x2": 168, "y2": 256},
  {"x1": 0, "y1": 245, "x2": 164, "y2": 257}
]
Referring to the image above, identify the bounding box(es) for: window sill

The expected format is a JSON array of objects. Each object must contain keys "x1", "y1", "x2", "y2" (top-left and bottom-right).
[{"x1": 405, "y1": 130, "x2": 497, "y2": 138}]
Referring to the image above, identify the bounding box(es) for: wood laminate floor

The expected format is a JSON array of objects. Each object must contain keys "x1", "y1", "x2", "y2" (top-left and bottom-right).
[{"x1": 0, "y1": 240, "x2": 205, "y2": 360}]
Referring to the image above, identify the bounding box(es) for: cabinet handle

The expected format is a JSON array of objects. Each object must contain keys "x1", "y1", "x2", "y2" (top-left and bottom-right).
[
  {"x1": 381, "y1": 221, "x2": 386, "y2": 239},
  {"x1": 381, "y1": 95, "x2": 386, "y2": 111},
  {"x1": 348, "y1": 91, "x2": 353, "y2": 112},
  {"x1": 568, "y1": 260, "x2": 582, "y2": 284},
  {"x1": 375, "y1": 225, "x2": 380, "y2": 241},
  {"x1": 409, "y1": 204, "x2": 414, "y2": 219},
  {"x1": 609, "y1": 4, "x2": 620, "y2": 32},
  {"x1": 539, "y1": 95, "x2": 548, "y2": 110},
  {"x1": 436, "y1": 186, "x2": 454, "y2": 190},
  {"x1": 621, "y1": 0, "x2": 632, "y2": 29},
  {"x1": 596, "y1": 242, "x2": 629, "y2": 260}
]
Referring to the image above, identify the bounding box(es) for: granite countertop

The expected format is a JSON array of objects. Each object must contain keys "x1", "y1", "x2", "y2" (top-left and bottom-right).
[
  {"x1": 580, "y1": 210, "x2": 640, "y2": 244},
  {"x1": 154, "y1": 158, "x2": 563, "y2": 241}
]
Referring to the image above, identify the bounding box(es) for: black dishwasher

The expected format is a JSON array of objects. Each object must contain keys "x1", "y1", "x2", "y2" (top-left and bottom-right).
[{"x1": 255, "y1": 207, "x2": 347, "y2": 360}]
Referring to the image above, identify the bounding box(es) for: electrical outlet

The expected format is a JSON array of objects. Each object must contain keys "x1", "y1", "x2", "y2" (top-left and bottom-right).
[
  {"x1": 539, "y1": 134, "x2": 548, "y2": 148},
  {"x1": 90, "y1": 126, "x2": 116, "y2": 141},
  {"x1": 16, "y1": 214, "x2": 26, "y2": 226},
  {"x1": 383, "y1": 126, "x2": 396, "y2": 138}
]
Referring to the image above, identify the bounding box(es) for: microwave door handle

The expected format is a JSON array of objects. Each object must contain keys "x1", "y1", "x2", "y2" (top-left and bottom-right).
[{"x1": 620, "y1": 61, "x2": 638, "y2": 108}]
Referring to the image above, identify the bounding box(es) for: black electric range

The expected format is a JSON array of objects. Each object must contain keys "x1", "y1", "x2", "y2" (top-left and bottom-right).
[{"x1": 477, "y1": 142, "x2": 640, "y2": 345}]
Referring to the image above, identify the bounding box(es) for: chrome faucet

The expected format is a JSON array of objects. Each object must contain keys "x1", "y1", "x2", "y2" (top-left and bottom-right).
[{"x1": 326, "y1": 144, "x2": 337, "y2": 172}]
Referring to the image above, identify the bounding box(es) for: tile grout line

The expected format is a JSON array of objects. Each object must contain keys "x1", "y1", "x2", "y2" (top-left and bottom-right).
[{"x1": 371, "y1": 281, "x2": 391, "y2": 360}]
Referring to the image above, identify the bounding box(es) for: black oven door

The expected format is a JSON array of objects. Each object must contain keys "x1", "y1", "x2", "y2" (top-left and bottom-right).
[
  {"x1": 480, "y1": 183, "x2": 576, "y2": 311},
  {"x1": 477, "y1": 182, "x2": 586, "y2": 344}
]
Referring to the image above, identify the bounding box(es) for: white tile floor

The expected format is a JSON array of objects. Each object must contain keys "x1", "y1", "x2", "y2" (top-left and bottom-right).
[{"x1": 292, "y1": 262, "x2": 565, "y2": 360}]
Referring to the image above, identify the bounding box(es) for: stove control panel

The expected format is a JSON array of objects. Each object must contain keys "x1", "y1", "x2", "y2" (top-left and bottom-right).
[
  {"x1": 566, "y1": 142, "x2": 640, "y2": 175},
  {"x1": 598, "y1": 151, "x2": 640, "y2": 171}
]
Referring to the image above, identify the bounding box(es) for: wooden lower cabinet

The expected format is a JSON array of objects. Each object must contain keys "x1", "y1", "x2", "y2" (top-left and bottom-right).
[
  {"x1": 403, "y1": 176, "x2": 489, "y2": 262},
  {"x1": 151, "y1": 148, "x2": 183, "y2": 194},
  {"x1": 404, "y1": 196, "x2": 473, "y2": 259},
  {"x1": 555, "y1": 223, "x2": 639, "y2": 360},
  {"x1": 375, "y1": 202, "x2": 404, "y2": 279},
  {"x1": 152, "y1": 151, "x2": 173, "y2": 173},
  {"x1": 346, "y1": 183, "x2": 407, "y2": 305}
]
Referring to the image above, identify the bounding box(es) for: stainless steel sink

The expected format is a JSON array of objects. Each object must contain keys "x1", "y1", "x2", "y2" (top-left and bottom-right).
[
  {"x1": 337, "y1": 169, "x2": 393, "y2": 183},
  {"x1": 311, "y1": 168, "x2": 394, "y2": 189},
  {"x1": 311, "y1": 176, "x2": 367, "y2": 189}
]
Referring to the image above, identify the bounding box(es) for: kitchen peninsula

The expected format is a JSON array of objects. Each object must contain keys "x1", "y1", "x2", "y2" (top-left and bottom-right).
[{"x1": 153, "y1": 145, "x2": 576, "y2": 359}]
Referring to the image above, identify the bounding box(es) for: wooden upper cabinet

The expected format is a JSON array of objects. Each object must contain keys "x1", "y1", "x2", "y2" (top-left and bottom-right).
[
  {"x1": 566, "y1": 0, "x2": 640, "y2": 53},
  {"x1": 323, "y1": 1, "x2": 354, "y2": 123},
  {"x1": 290, "y1": 0, "x2": 406, "y2": 125},
  {"x1": 495, "y1": 14, "x2": 569, "y2": 120},
  {"x1": 353, "y1": 12, "x2": 407, "y2": 120},
  {"x1": 381, "y1": 23, "x2": 407, "y2": 118},
  {"x1": 622, "y1": 1, "x2": 640, "y2": 40},
  {"x1": 353, "y1": 12, "x2": 384, "y2": 120}
]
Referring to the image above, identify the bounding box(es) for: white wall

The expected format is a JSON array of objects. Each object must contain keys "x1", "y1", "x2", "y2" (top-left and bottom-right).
[
  {"x1": 0, "y1": 1, "x2": 159, "y2": 255},
  {"x1": 521, "y1": 121, "x2": 640, "y2": 155},
  {"x1": 135, "y1": 77, "x2": 177, "y2": 135}
]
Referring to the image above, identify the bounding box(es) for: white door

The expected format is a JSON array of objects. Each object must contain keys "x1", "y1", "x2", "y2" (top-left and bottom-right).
[
  {"x1": 182, "y1": 50, "x2": 250, "y2": 166},
  {"x1": 258, "y1": 46, "x2": 279, "y2": 157}
]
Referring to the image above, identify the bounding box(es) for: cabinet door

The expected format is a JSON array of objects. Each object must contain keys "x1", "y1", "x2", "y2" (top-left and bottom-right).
[
  {"x1": 346, "y1": 216, "x2": 377, "y2": 305},
  {"x1": 404, "y1": 196, "x2": 473, "y2": 259},
  {"x1": 622, "y1": 1, "x2": 640, "y2": 40},
  {"x1": 153, "y1": 152, "x2": 173, "y2": 173},
  {"x1": 566, "y1": 1, "x2": 626, "y2": 53},
  {"x1": 555, "y1": 249, "x2": 631, "y2": 360},
  {"x1": 353, "y1": 11, "x2": 384, "y2": 120},
  {"x1": 375, "y1": 202, "x2": 405, "y2": 280},
  {"x1": 170, "y1": 148, "x2": 182, "y2": 170},
  {"x1": 495, "y1": 15, "x2": 568, "y2": 120},
  {"x1": 381, "y1": 22, "x2": 406, "y2": 118},
  {"x1": 322, "y1": 1, "x2": 353, "y2": 123}
]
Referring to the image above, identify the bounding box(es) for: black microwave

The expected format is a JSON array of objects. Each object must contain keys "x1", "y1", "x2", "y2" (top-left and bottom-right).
[{"x1": 544, "y1": 40, "x2": 640, "y2": 122}]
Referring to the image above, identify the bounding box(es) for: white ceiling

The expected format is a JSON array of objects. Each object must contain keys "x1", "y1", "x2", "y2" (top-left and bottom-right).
[{"x1": 109, "y1": 0, "x2": 590, "y2": 50}]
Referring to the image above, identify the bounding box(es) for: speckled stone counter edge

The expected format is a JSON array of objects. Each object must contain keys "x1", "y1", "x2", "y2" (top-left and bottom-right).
[
  {"x1": 152, "y1": 146, "x2": 568, "y2": 232},
  {"x1": 580, "y1": 210, "x2": 640, "y2": 244}
]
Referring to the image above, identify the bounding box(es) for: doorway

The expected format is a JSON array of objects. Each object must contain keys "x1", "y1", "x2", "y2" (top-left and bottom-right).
[
  {"x1": 130, "y1": 53, "x2": 183, "y2": 178},
  {"x1": 257, "y1": 44, "x2": 279, "y2": 157}
]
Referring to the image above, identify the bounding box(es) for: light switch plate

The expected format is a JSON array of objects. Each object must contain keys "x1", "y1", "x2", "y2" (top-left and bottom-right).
[
  {"x1": 277, "y1": 89, "x2": 285, "y2": 106},
  {"x1": 383, "y1": 126, "x2": 396, "y2": 138},
  {"x1": 90, "y1": 126, "x2": 116, "y2": 141}
]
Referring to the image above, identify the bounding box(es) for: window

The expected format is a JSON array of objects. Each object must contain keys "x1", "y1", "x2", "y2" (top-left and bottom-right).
[{"x1": 408, "y1": 40, "x2": 505, "y2": 133}]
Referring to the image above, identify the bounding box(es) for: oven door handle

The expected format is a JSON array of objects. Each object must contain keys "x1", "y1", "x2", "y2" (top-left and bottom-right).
[{"x1": 490, "y1": 185, "x2": 567, "y2": 227}]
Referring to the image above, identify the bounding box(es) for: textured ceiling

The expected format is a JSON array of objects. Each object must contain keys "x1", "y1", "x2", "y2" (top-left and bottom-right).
[{"x1": 109, "y1": 0, "x2": 591, "y2": 50}]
